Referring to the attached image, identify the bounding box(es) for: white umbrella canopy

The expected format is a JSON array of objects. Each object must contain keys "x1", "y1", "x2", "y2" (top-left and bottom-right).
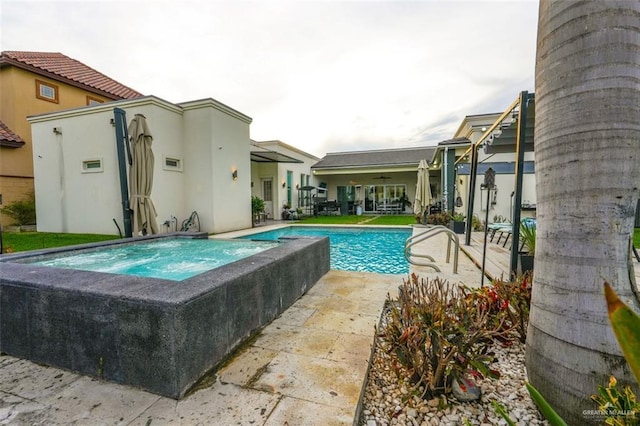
[
  {"x1": 414, "y1": 159, "x2": 432, "y2": 224},
  {"x1": 128, "y1": 114, "x2": 159, "y2": 236}
]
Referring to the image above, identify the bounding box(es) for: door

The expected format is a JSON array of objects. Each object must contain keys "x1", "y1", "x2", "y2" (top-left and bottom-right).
[{"x1": 261, "y1": 178, "x2": 273, "y2": 219}]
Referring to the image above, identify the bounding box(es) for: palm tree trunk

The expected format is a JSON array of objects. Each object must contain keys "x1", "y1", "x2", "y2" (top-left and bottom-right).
[{"x1": 526, "y1": 1, "x2": 640, "y2": 424}]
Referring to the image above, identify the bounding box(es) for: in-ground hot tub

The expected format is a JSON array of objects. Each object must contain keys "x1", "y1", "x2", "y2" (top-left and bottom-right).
[{"x1": 0, "y1": 232, "x2": 329, "y2": 398}]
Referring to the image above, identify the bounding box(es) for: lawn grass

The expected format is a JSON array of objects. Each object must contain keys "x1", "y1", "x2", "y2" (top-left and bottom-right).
[
  {"x1": 297, "y1": 214, "x2": 417, "y2": 226},
  {"x1": 2, "y1": 232, "x2": 119, "y2": 253},
  {"x1": 297, "y1": 215, "x2": 369, "y2": 224},
  {"x1": 635, "y1": 228, "x2": 640, "y2": 247},
  {"x1": 364, "y1": 215, "x2": 417, "y2": 226}
]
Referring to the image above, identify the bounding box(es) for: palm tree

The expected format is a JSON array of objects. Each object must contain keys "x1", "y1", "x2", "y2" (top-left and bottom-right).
[{"x1": 526, "y1": 0, "x2": 640, "y2": 424}]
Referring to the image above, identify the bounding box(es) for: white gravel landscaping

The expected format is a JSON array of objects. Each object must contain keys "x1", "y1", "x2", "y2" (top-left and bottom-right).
[{"x1": 359, "y1": 318, "x2": 549, "y2": 426}]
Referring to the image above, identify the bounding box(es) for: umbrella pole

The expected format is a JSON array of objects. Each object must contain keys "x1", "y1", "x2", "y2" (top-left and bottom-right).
[{"x1": 113, "y1": 108, "x2": 133, "y2": 238}]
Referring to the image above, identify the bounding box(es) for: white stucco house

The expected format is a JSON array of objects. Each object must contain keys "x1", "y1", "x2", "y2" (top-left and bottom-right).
[
  {"x1": 28, "y1": 95, "x2": 319, "y2": 235},
  {"x1": 250, "y1": 140, "x2": 321, "y2": 220},
  {"x1": 310, "y1": 147, "x2": 437, "y2": 216}
]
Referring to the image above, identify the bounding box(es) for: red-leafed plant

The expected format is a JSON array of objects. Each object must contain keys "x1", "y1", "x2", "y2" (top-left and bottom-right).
[{"x1": 379, "y1": 274, "x2": 509, "y2": 399}]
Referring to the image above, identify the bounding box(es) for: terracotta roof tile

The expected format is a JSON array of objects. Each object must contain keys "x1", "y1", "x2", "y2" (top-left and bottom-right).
[
  {"x1": 0, "y1": 120, "x2": 25, "y2": 148},
  {"x1": 1, "y1": 51, "x2": 142, "y2": 99}
]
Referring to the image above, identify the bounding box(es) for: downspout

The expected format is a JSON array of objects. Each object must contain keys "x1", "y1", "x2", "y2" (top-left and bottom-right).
[
  {"x1": 113, "y1": 108, "x2": 133, "y2": 238},
  {"x1": 55, "y1": 129, "x2": 68, "y2": 232}
]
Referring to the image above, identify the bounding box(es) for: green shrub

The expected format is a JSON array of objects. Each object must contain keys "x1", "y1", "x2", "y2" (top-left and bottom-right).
[
  {"x1": 472, "y1": 213, "x2": 484, "y2": 231},
  {"x1": 251, "y1": 196, "x2": 265, "y2": 214},
  {"x1": 379, "y1": 274, "x2": 506, "y2": 399},
  {"x1": 426, "y1": 212, "x2": 452, "y2": 226},
  {"x1": 1, "y1": 192, "x2": 36, "y2": 226}
]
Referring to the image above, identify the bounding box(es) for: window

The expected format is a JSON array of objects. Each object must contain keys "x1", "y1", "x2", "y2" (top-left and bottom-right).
[
  {"x1": 36, "y1": 80, "x2": 59, "y2": 103},
  {"x1": 86, "y1": 96, "x2": 104, "y2": 106},
  {"x1": 162, "y1": 155, "x2": 183, "y2": 172},
  {"x1": 82, "y1": 158, "x2": 103, "y2": 173}
]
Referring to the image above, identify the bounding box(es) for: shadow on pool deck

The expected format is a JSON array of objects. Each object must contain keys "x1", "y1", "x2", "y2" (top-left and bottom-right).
[{"x1": 0, "y1": 229, "x2": 524, "y2": 425}]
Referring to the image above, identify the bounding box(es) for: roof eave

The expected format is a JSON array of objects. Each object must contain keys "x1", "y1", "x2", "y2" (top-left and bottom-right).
[{"x1": 0, "y1": 56, "x2": 139, "y2": 100}]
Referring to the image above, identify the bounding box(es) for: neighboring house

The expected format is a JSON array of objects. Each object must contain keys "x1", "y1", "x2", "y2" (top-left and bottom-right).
[
  {"x1": 311, "y1": 147, "x2": 436, "y2": 216},
  {"x1": 431, "y1": 101, "x2": 537, "y2": 224},
  {"x1": 0, "y1": 51, "x2": 142, "y2": 226},
  {"x1": 29, "y1": 95, "x2": 254, "y2": 235},
  {"x1": 250, "y1": 140, "x2": 321, "y2": 219}
]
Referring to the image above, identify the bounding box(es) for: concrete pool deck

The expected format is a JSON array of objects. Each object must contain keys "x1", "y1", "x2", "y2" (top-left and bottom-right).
[{"x1": 0, "y1": 227, "x2": 490, "y2": 425}]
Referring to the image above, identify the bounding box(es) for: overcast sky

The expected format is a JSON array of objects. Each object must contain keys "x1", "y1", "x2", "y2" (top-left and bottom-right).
[{"x1": 2, "y1": 0, "x2": 538, "y2": 158}]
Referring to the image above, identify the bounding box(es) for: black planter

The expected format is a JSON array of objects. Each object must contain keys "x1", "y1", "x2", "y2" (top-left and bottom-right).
[
  {"x1": 450, "y1": 221, "x2": 466, "y2": 234},
  {"x1": 518, "y1": 252, "x2": 534, "y2": 274}
]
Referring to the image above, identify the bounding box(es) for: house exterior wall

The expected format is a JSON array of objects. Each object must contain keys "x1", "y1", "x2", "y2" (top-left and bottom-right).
[
  {"x1": 29, "y1": 96, "x2": 252, "y2": 235},
  {"x1": 251, "y1": 141, "x2": 321, "y2": 220},
  {"x1": 457, "y1": 152, "x2": 537, "y2": 223},
  {"x1": 310, "y1": 169, "x2": 428, "y2": 215},
  {"x1": 180, "y1": 99, "x2": 252, "y2": 234},
  {"x1": 449, "y1": 114, "x2": 537, "y2": 224},
  {"x1": 0, "y1": 66, "x2": 114, "y2": 226}
]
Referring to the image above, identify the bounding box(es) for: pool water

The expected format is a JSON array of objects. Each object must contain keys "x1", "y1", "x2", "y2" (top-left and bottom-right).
[
  {"x1": 29, "y1": 238, "x2": 279, "y2": 281},
  {"x1": 242, "y1": 226, "x2": 411, "y2": 274}
]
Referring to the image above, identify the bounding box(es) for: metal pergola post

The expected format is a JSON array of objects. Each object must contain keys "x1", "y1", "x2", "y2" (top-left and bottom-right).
[
  {"x1": 509, "y1": 91, "x2": 531, "y2": 274},
  {"x1": 464, "y1": 145, "x2": 478, "y2": 246}
]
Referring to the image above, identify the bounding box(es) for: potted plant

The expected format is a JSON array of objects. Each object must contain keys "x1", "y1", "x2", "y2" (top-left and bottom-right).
[
  {"x1": 518, "y1": 221, "x2": 536, "y2": 274},
  {"x1": 398, "y1": 193, "x2": 412, "y2": 213},
  {"x1": 450, "y1": 213, "x2": 466, "y2": 234},
  {"x1": 251, "y1": 196, "x2": 265, "y2": 226}
]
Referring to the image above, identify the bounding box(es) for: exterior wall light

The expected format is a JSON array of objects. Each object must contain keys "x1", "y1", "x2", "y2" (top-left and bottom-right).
[
  {"x1": 282, "y1": 180, "x2": 286, "y2": 188},
  {"x1": 232, "y1": 170, "x2": 238, "y2": 181}
]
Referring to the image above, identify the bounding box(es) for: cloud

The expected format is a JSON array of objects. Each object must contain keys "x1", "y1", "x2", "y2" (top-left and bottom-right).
[{"x1": 1, "y1": 0, "x2": 538, "y2": 158}]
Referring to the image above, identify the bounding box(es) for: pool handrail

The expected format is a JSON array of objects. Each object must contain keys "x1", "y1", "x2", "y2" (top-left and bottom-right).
[{"x1": 404, "y1": 224, "x2": 459, "y2": 274}]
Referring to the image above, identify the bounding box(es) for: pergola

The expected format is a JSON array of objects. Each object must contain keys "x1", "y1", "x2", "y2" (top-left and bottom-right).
[{"x1": 456, "y1": 91, "x2": 536, "y2": 274}]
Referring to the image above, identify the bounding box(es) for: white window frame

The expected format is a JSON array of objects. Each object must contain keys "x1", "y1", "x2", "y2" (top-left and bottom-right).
[
  {"x1": 162, "y1": 155, "x2": 183, "y2": 172},
  {"x1": 81, "y1": 158, "x2": 103, "y2": 173}
]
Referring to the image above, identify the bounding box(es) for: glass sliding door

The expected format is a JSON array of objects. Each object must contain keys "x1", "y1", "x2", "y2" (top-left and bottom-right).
[{"x1": 364, "y1": 184, "x2": 407, "y2": 214}]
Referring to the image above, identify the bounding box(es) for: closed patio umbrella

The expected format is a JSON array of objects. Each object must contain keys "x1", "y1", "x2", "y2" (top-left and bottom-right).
[
  {"x1": 128, "y1": 114, "x2": 159, "y2": 235},
  {"x1": 414, "y1": 159, "x2": 432, "y2": 224}
]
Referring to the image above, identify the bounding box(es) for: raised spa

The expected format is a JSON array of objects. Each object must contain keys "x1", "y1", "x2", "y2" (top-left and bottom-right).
[{"x1": 0, "y1": 232, "x2": 329, "y2": 398}]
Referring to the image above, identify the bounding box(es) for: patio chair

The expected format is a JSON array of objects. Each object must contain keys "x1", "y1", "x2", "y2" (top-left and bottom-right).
[{"x1": 488, "y1": 222, "x2": 511, "y2": 243}]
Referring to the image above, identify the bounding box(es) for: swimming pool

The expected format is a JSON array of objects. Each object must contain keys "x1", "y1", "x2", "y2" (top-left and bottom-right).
[
  {"x1": 27, "y1": 238, "x2": 280, "y2": 281},
  {"x1": 242, "y1": 226, "x2": 411, "y2": 274}
]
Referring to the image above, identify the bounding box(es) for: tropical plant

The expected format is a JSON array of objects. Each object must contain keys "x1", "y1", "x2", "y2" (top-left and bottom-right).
[
  {"x1": 479, "y1": 274, "x2": 532, "y2": 343},
  {"x1": 398, "y1": 193, "x2": 412, "y2": 208},
  {"x1": 379, "y1": 274, "x2": 505, "y2": 399},
  {"x1": 519, "y1": 221, "x2": 536, "y2": 254},
  {"x1": 0, "y1": 192, "x2": 36, "y2": 226},
  {"x1": 526, "y1": 1, "x2": 640, "y2": 422},
  {"x1": 591, "y1": 376, "x2": 640, "y2": 426},
  {"x1": 452, "y1": 213, "x2": 465, "y2": 223},
  {"x1": 251, "y1": 196, "x2": 265, "y2": 215}
]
